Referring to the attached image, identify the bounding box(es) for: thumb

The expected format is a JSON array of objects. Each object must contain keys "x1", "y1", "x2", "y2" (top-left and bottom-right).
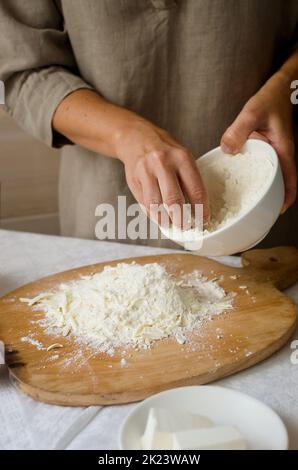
[{"x1": 221, "y1": 109, "x2": 257, "y2": 154}]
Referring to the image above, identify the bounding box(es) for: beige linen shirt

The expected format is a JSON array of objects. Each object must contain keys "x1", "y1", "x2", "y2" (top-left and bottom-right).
[{"x1": 1, "y1": 0, "x2": 297, "y2": 247}]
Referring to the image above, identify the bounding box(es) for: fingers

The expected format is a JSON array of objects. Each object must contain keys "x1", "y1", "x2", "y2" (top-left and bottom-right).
[
  {"x1": 130, "y1": 149, "x2": 209, "y2": 230},
  {"x1": 132, "y1": 156, "x2": 170, "y2": 226},
  {"x1": 125, "y1": 170, "x2": 143, "y2": 206},
  {"x1": 273, "y1": 138, "x2": 297, "y2": 212},
  {"x1": 140, "y1": 170, "x2": 167, "y2": 223},
  {"x1": 221, "y1": 106, "x2": 259, "y2": 154},
  {"x1": 248, "y1": 130, "x2": 297, "y2": 210},
  {"x1": 175, "y1": 150, "x2": 209, "y2": 227},
  {"x1": 148, "y1": 150, "x2": 190, "y2": 229},
  {"x1": 156, "y1": 163, "x2": 191, "y2": 229},
  {"x1": 135, "y1": 150, "x2": 188, "y2": 228}
]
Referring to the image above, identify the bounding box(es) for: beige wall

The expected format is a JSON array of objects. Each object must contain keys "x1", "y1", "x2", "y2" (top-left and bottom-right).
[{"x1": 0, "y1": 107, "x2": 60, "y2": 234}]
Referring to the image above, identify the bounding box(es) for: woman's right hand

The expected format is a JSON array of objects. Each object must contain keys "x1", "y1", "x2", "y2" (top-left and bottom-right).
[{"x1": 115, "y1": 119, "x2": 209, "y2": 229}]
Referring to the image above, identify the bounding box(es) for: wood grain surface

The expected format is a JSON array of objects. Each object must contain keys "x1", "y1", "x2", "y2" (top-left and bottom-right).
[{"x1": 0, "y1": 246, "x2": 297, "y2": 406}]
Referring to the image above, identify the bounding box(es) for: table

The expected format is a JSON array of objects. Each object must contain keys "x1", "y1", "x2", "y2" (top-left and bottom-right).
[{"x1": 0, "y1": 230, "x2": 297, "y2": 449}]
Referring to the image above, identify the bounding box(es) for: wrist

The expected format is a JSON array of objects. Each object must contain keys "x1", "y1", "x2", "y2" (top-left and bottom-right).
[
  {"x1": 112, "y1": 116, "x2": 153, "y2": 162},
  {"x1": 275, "y1": 68, "x2": 294, "y2": 89},
  {"x1": 277, "y1": 49, "x2": 298, "y2": 94},
  {"x1": 262, "y1": 69, "x2": 294, "y2": 105}
]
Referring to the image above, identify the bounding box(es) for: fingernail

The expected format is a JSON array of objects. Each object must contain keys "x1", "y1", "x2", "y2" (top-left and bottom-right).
[
  {"x1": 182, "y1": 204, "x2": 192, "y2": 230},
  {"x1": 221, "y1": 143, "x2": 233, "y2": 154},
  {"x1": 280, "y1": 203, "x2": 287, "y2": 214},
  {"x1": 202, "y1": 212, "x2": 210, "y2": 229},
  {"x1": 193, "y1": 203, "x2": 204, "y2": 230}
]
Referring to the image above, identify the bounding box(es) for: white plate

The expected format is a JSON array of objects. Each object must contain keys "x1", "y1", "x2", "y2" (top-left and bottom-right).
[{"x1": 120, "y1": 385, "x2": 288, "y2": 450}]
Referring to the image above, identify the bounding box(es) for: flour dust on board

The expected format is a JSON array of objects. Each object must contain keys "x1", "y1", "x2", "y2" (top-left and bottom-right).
[{"x1": 21, "y1": 262, "x2": 235, "y2": 355}]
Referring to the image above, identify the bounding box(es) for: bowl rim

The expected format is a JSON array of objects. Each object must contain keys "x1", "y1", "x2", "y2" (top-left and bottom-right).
[
  {"x1": 195, "y1": 139, "x2": 282, "y2": 240},
  {"x1": 119, "y1": 384, "x2": 289, "y2": 450}
]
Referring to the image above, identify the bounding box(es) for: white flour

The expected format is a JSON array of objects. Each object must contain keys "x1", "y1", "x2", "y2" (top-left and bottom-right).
[
  {"x1": 21, "y1": 262, "x2": 234, "y2": 354},
  {"x1": 21, "y1": 336, "x2": 45, "y2": 350},
  {"x1": 198, "y1": 150, "x2": 274, "y2": 232}
]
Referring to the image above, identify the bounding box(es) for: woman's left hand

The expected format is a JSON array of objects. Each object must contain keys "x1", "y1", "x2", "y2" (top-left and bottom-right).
[{"x1": 221, "y1": 71, "x2": 297, "y2": 212}]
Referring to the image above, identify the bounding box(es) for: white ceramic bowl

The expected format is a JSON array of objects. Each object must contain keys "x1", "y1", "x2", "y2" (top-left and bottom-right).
[
  {"x1": 159, "y1": 139, "x2": 284, "y2": 256},
  {"x1": 120, "y1": 385, "x2": 288, "y2": 450}
]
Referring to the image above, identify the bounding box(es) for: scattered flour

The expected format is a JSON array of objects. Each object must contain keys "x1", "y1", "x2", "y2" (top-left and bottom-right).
[
  {"x1": 21, "y1": 262, "x2": 234, "y2": 354},
  {"x1": 47, "y1": 354, "x2": 59, "y2": 362},
  {"x1": 21, "y1": 336, "x2": 45, "y2": 350}
]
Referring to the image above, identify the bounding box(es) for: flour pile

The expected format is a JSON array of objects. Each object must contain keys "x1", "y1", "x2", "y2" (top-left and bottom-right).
[{"x1": 21, "y1": 262, "x2": 234, "y2": 354}]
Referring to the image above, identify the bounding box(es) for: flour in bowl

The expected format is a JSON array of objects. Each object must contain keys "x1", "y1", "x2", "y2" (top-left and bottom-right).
[
  {"x1": 21, "y1": 262, "x2": 234, "y2": 354},
  {"x1": 198, "y1": 150, "x2": 274, "y2": 232},
  {"x1": 159, "y1": 150, "x2": 275, "y2": 245}
]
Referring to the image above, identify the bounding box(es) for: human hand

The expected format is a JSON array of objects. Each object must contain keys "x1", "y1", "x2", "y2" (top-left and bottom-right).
[
  {"x1": 115, "y1": 119, "x2": 209, "y2": 228},
  {"x1": 53, "y1": 89, "x2": 209, "y2": 228},
  {"x1": 221, "y1": 72, "x2": 297, "y2": 212}
]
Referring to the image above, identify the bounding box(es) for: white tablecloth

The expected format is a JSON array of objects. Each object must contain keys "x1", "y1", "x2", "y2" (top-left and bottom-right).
[{"x1": 0, "y1": 230, "x2": 297, "y2": 449}]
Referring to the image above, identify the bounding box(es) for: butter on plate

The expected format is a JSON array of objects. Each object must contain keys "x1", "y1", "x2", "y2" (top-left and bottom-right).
[
  {"x1": 141, "y1": 407, "x2": 247, "y2": 450},
  {"x1": 172, "y1": 426, "x2": 247, "y2": 450}
]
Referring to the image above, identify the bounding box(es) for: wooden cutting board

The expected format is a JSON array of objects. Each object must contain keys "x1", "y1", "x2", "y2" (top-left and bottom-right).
[{"x1": 0, "y1": 246, "x2": 297, "y2": 406}]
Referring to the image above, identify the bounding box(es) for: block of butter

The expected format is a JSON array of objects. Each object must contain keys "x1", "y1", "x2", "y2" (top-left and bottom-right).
[
  {"x1": 172, "y1": 425, "x2": 247, "y2": 450},
  {"x1": 141, "y1": 407, "x2": 213, "y2": 450}
]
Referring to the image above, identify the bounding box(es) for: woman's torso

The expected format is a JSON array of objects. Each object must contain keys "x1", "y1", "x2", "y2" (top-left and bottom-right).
[{"x1": 58, "y1": 0, "x2": 298, "y2": 247}]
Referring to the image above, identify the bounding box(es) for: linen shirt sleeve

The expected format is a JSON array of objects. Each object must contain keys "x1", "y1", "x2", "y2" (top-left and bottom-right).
[{"x1": 0, "y1": 0, "x2": 93, "y2": 148}]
